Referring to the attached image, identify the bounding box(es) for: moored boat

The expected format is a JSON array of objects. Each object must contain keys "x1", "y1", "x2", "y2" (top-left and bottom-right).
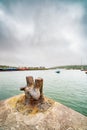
[
  {"x1": 56, "y1": 70, "x2": 60, "y2": 73},
  {"x1": 85, "y1": 71, "x2": 87, "y2": 74}
]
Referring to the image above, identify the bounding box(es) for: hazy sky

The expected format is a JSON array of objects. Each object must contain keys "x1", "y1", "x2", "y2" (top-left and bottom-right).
[{"x1": 0, "y1": 0, "x2": 87, "y2": 67}]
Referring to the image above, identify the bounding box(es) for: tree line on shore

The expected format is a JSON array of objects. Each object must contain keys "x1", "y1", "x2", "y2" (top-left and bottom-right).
[
  {"x1": 0, "y1": 65, "x2": 47, "y2": 71},
  {"x1": 1, "y1": 65, "x2": 87, "y2": 71},
  {"x1": 48, "y1": 65, "x2": 87, "y2": 70}
]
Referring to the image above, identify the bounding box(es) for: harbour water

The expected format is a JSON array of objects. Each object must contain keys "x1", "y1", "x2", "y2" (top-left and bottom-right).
[{"x1": 0, "y1": 69, "x2": 87, "y2": 116}]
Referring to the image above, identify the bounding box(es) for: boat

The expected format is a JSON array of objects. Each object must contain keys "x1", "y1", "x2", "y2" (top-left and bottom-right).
[
  {"x1": 85, "y1": 71, "x2": 87, "y2": 74},
  {"x1": 56, "y1": 70, "x2": 60, "y2": 73}
]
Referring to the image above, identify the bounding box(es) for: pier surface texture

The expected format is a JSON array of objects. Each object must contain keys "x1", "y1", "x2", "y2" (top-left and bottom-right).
[{"x1": 0, "y1": 76, "x2": 87, "y2": 130}]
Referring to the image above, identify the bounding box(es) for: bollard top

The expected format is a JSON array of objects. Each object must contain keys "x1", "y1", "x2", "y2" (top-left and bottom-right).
[
  {"x1": 35, "y1": 78, "x2": 43, "y2": 88},
  {"x1": 26, "y1": 76, "x2": 34, "y2": 86}
]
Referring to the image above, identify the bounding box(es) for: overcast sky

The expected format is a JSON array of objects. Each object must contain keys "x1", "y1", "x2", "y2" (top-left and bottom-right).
[{"x1": 0, "y1": 0, "x2": 87, "y2": 67}]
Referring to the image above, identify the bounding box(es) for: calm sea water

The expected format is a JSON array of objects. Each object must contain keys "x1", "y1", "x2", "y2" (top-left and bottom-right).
[{"x1": 0, "y1": 69, "x2": 87, "y2": 116}]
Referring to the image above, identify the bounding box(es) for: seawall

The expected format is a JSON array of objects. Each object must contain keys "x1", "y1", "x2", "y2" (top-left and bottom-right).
[
  {"x1": 0, "y1": 94, "x2": 87, "y2": 130},
  {"x1": 0, "y1": 76, "x2": 87, "y2": 130}
]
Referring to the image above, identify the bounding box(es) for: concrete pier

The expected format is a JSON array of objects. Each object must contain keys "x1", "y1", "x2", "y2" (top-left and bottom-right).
[{"x1": 0, "y1": 76, "x2": 87, "y2": 130}]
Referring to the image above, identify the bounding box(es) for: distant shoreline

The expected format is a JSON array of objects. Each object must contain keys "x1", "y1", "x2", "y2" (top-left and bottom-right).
[
  {"x1": 0, "y1": 65, "x2": 48, "y2": 71},
  {"x1": 48, "y1": 65, "x2": 87, "y2": 70},
  {"x1": 0, "y1": 68, "x2": 48, "y2": 72},
  {"x1": 0, "y1": 65, "x2": 87, "y2": 71}
]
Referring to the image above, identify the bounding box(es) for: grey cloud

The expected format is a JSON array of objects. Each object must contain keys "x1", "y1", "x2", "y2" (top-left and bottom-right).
[{"x1": 0, "y1": 0, "x2": 87, "y2": 67}]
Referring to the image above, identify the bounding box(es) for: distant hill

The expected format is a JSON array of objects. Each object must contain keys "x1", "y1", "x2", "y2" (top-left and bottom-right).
[{"x1": 48, "y1": 65, "x2": 87, "y2": 70}]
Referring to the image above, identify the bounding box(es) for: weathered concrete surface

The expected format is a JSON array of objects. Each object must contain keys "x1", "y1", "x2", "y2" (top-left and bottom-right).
[{"x1": 0, "y1": 94, "x2": 87, "y2": 130}]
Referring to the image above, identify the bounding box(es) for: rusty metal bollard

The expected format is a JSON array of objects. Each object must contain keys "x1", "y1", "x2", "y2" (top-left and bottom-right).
[{"x1": 20, "y1": 76, "x2": 44, "y2": 105}]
